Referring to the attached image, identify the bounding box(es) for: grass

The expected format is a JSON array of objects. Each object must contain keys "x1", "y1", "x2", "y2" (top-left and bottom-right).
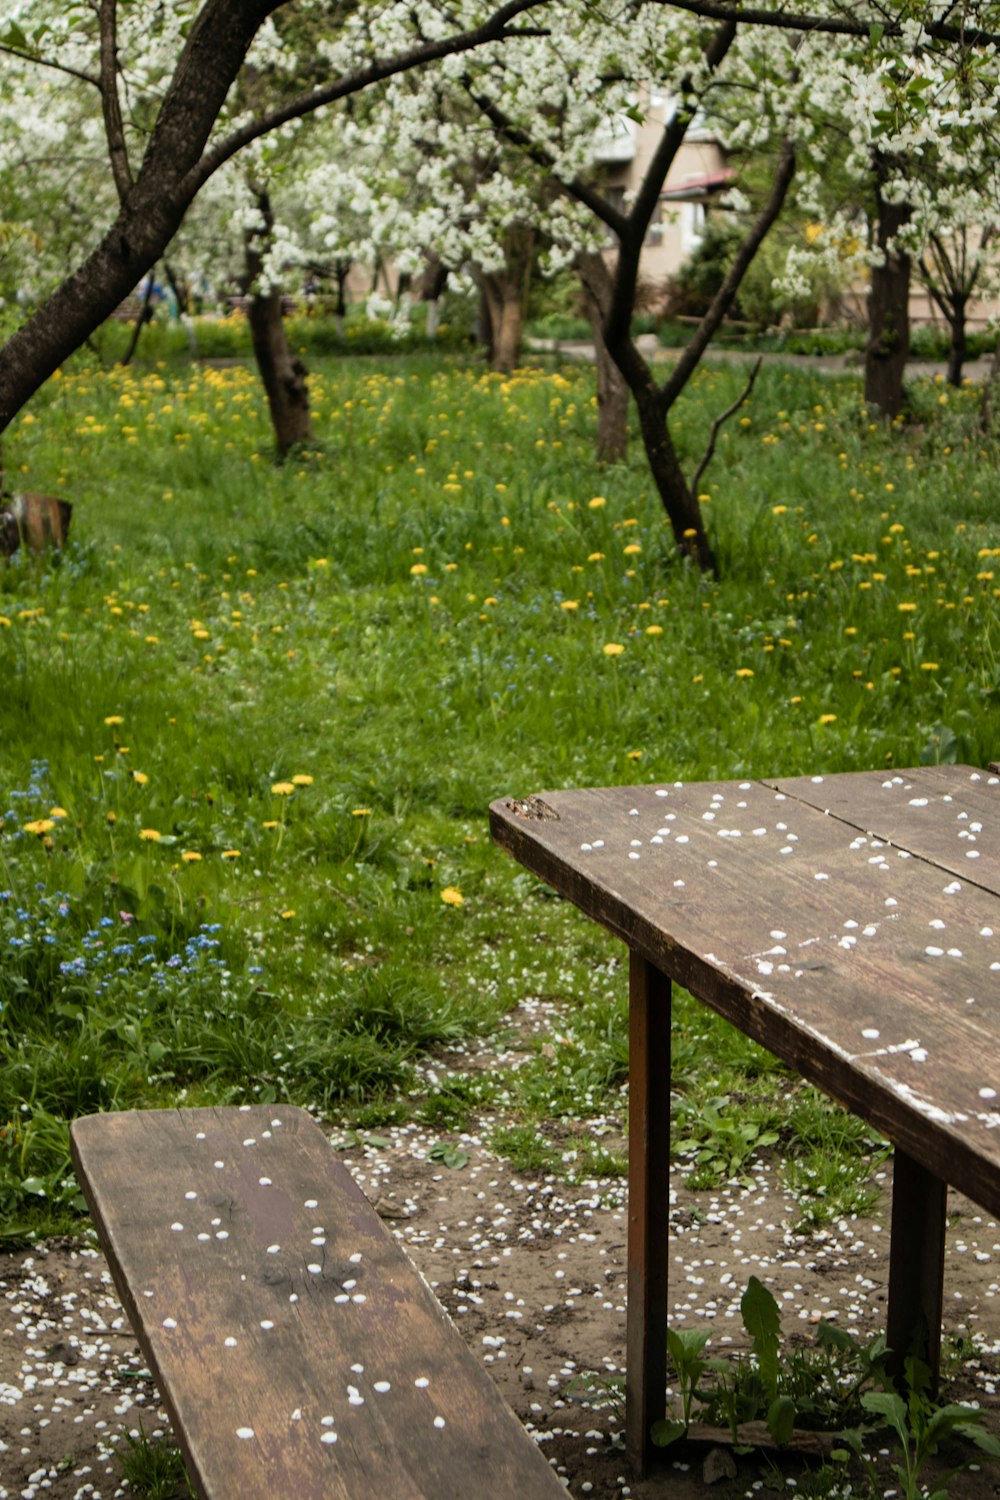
[{"x1": 0, "y1": 338, "x2": 998, "y2": 1239}]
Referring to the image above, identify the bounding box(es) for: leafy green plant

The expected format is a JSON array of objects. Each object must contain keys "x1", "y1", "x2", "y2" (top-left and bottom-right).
[
  {"x1": 651, "y1": 1327, "x2": 728, "y2": 1448},
  {"x1": 652, "y1": 1276, "x2": 890, "y2": 1452},
  {"x1": 675, "y1": 1095, "x2": 780, "y2": 1188},
  {"x1": 839, "y1": 1357, "x2": 1000, "y2": 1500}
]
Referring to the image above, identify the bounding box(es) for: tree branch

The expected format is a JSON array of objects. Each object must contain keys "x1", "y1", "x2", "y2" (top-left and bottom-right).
[
  {"x1": 100, "y1": 0, "x2": 133, "y2": 202},
  {"x1": 690, "y1": 354, "x2": 762, "y2": 493},
  {"x1": 646, "y1": 0, "x2": 1000, "y2": 48},
  {"x1": 187, "y1": 0, "x2": 553, "y2": 197},
  {"x1": 0, "y1": 41, "x2": 98, "y2": 87},
  {"x1": 462, "y1": 81, "x2": 628, "y2": 236},
  {"x1": 660, "y1": 136, "x2": 796, "y2": 411},
  {"x1": 604, "y1": 18, "x2": 737, "y2": 349}
]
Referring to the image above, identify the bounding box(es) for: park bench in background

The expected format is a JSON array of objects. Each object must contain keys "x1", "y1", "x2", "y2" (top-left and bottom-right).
[{"x1": 70, "y1": 1104, "x2": 566, "y2": 1500}]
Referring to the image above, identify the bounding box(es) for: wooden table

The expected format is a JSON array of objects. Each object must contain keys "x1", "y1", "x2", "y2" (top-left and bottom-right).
[{"x1": 490, "y1": 765, "x2": 1000, "y2": 1471}]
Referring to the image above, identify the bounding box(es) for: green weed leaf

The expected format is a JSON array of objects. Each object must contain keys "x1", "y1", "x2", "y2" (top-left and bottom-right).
[
  {"x1": 651, "y1": 1418, "x2": 687, "y2": 1448},
  {"x1": 741, "y1": 1275, "x2": 781, "y2": 1402},
  {"x1": 766, "y1": 1394, "x2": 796, "y2": 1448}
]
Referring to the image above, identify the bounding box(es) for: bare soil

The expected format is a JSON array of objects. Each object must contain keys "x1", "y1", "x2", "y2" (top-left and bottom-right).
[{"x1": 5, "y1": 1036, "x2": 1000, "y2": 1499}]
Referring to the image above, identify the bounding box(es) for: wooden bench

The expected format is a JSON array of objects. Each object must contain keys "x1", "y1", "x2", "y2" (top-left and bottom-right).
[{"x1": 70, "y1": 1105, "x2": 566, "y2": 1500}]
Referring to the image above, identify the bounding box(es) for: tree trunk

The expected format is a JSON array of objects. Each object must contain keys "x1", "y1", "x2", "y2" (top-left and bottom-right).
[
  {"x1": 477, "y1": 272, "x2": 525, "y2": 372},
  {"x1": 477, "y1": 285, "x2": 494, "y2": 363},
  {"x1": 946, "y1": 298, "x2": 967, "y2": 388},
  {"x1": 0, "y1": 0, "x2": 280, "y2": 435},
  {"x1": 418, "y1": 257, "x2": 449, "y2": 342},
  {"x1": 979, "y1": 340, "x2": 1000, "y2": 437},
  {"x1": 476, "y1": 225, "x2": 534, "y2": 373},
  {"x1": 245, "y1": 191, "x2": 313, "y2": 459},
  {"x1": 865, "y1": 154, "x2": 911, "y2": 418},
  {"x1": 577, "y1": 251, "x2": 629, "y2": 463},
  {"x1": 633, "y1": 377, "x2": 716, "y2": 572},
  {"x1": 491, "y1": 286, "x2": 525, "y2": 373},
  {"x1": 120, "y1": 274, "x2": 157, "y2": 366},
  {"x1": 334, "y1": 259, "x2": 350, "y2": 335}
]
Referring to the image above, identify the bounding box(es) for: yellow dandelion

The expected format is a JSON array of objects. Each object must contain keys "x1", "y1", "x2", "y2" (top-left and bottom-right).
[
  {"x1": 588, "y1": 552, "x2": 605, "y2": 562},
  {"x1": 626, "y1": 750, "x2": 643, "y2": 760},
  {"x1": 133, "y1": 771, "x2": 149, "y2": 786},
  {"x1": 262, "y1": 820, "x2": 279, "y2": 830},
  {"x1": 221, "y1": 849, "x2": 241, "y2": 859},
  {"x1": 898, "y1": 603, "x2": 917, "y2": 613},
  {"x1": 410, "y1": 563, "x2": 428, "y2": 576},
  {"x1": 49, "y1": 807, "x2": 68, "y2": 819},
  {"x1": 181, "y1": 851, "x2": 202, "y2": 863},
  {"x1": 735, "y1": 668, "x2": 755, "y2": 678},
  {"x1": 440, "y1": 887, "x2": 464, "y2": 907},
  {"x1": 561, "y1": 600, "x2": 580, "y2": 611},
  {"x1": 920, "y1": 662, "x2": 939, "y2": 671},
  {"x1": 280, "y1": 909, "x2": 296, "y2": 920},
  {"x1": 291, "y1": 774, "x2": 313, "y2": 786},
  {"x1": 104, "y1": 715, "x2": 124, "y2": 725},
  {"x1": 623, "y1": 544, "x2": 642, "y2": 556},
  {"x1": 602, "y1": 643, "x2": 625, "y2": 656},
  {"x1": 818, "y1": 714, "x2": 838, "y2": 724},
  {"x1": 352, "y1": 807, "x2": 372, "y2": 817},
  {"x1": 24, "y1": 819, "x2": 55, "y2": 835},
  {"x1": 588, "y1": 496, "x2": 607, "y2": 509},
  {"x1": 0, "y1": 616, "x2": 11, "y2": 627},
  {"x1": 271, "y1": 781, "x2": 295, "y2": 796},
  {"x1": 645, "y1": 625, "x2": 664, "y2": 636},
  {"x1": 140, "y1": 828, "x2": 162, "y2": 842}
]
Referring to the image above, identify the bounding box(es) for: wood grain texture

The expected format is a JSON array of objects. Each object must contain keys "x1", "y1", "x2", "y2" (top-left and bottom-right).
[
  {"x1": 625, "y1": 955, "x2": 670, "y2": 1474},
  {"x1": 489, "y1": 767, "x2": 1000, "y2": 1215},
  {"x1": 70, "y1": 1106, "x2": 565, "y2": 1500}
]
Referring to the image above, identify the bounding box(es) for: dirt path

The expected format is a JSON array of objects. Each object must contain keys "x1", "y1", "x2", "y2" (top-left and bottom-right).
[{"x1": 4, "y1": 1110, "x2": 1000, "y2": 1499}]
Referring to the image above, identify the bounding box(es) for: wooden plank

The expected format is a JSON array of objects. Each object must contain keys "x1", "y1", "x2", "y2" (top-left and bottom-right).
[
  {"x1": 489, "y1": 773, "x2": 1000, "y2": 1216},
  {"x1": 70, "y1": 1106, "x2": 565, "y2": 1500},
  {"x1": 766, "y1": 766, "x2": 1000, "y2": 896},
  {"x1": 886, "y1": 1148, "x2": 947, "y2": 1385},
  {"x1": 625, "y1": 955, "x2": 671, "y2": 1475}
]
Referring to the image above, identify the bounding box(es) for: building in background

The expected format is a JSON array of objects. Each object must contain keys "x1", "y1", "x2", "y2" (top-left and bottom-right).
[{"x1": 593, "y1": 92, "x2": 733, "y2": 293}]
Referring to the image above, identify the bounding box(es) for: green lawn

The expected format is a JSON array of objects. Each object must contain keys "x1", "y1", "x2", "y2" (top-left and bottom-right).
[{"x1": 1, "y1": 340, "x2": 997, "y2": 1238}]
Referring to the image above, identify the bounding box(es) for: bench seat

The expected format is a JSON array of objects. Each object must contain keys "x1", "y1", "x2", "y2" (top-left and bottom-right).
[{"x1": 70, "y1": 1105, "x2": 566, "y2": 1500}]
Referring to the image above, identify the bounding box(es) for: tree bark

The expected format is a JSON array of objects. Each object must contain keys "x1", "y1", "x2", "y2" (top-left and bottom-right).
[
  {"x1": 476, "y1": 224, "x2": 534, "y2": 373},
  {"x1": 0, "y1": 0, "x2": 279, "y2": 433},
  {"x1": 119, "y1": 273, "x2": 157, "y2": 367},
  {"x1": 981, "y1": 339, "x2": 1000, "y2": 437},
  {"x1": 577, "y1": 250, "x2": 629, "y2": 463},
  {"x1": 481, "y1": 278, "x2": 525, "y2": 372},
  {"x1": 417, "y1": 256, "x2": 449, "y2": 341},
  {"x1": 635, "y1": 382, "x2": 716, "y2": 570},
  {"x1": 333, "y1": 259, "x2": 351, "y2": 334},
  {"x1": 946, "y1": 299, "x2": 967, "y2": 388},
  {"x1": 245, "y1": 191, "x2": 313, "y2": 459},
  {"x1": 601, "y1": 138, "x2": 795, "y2": 574},
  {"x1": 0, "y1": 0, "x2": 548, "y2": 438},
  {"x1": 865, "y1": 154, "x2": 911, "y2": 418}
]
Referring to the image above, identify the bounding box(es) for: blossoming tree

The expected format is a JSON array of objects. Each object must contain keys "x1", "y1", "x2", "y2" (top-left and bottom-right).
[{"x1": 0, "y1": 0, "x2": 556, "y2": 447}]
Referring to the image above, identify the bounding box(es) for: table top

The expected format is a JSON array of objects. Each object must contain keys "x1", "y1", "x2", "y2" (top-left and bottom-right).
[{"x1": 490, "y1": 766, "x2": 1000, "y2": 1213}]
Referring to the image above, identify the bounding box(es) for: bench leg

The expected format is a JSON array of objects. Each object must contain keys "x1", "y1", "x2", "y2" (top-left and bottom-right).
[
  {"x1": 887, "y1": 1146, "x2": 947, "y2": 1386},
  {"x1": 625, "y1": 952, "x2": 671, "y2": 1475}
]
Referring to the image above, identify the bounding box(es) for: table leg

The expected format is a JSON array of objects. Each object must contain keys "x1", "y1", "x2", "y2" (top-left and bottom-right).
[
  {"x1": 886, "y1": 1147, "x2": 947, "y2": 1386},
  {"x1": 625, "y1": 952, "x2": 671, "y2": 1475}
]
